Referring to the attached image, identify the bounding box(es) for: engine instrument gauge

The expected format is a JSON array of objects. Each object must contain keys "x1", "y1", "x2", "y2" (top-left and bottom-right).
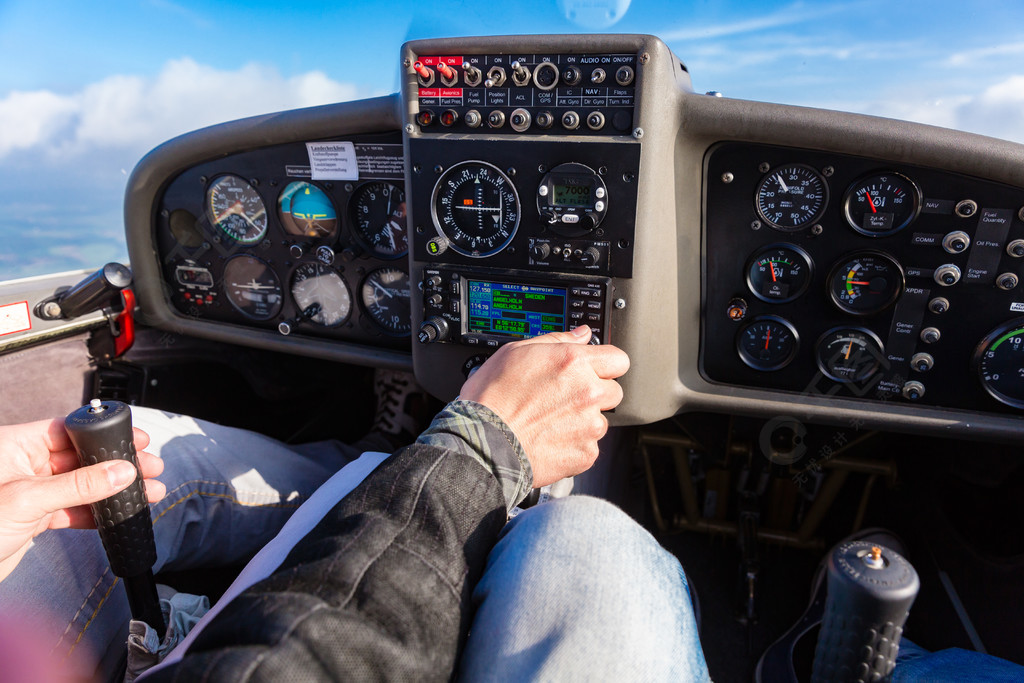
[
  {"x1": 278, "y1": 182, "x2": 337, "y2": 239},
  {"x1": 975, "y1": 319, "x2": 1024, "y2": 409},
  {"x1": 290, "y1": 262, "x2": 352, "y2": 327},
  {"x1": 223, "y1": 255, "x2": 282, "y2": 320},
  {"x1": 736, "y1": 316, "x2": 800, "y2": 371},
  {"x1": 431, "y1": 161, "x2": 520, "y2": 257},
  {"x1": 745, "y1": 244, "x2": 813, "y2": 303},
  {"x1": 206, "y1": 175, "x2": 268, "y2": 244},
  {"x1": 828, "y1": 252, "x2": 904, "y2": 315},
  {"x1": 843, "y1": 173, "x2": 921, "y2": 236},
  {"x1": 350, "y1": 181, "x2": 407, "y2": 258},
  {"x1": 360, "y1": 267, "x2": 412, "y2": 335},
  {"x1": 815, "y1": 327, "x2": 885, "y2": 383},
  {"x1": 754, "y1": 164, "x2": 828, "y2": 231}
]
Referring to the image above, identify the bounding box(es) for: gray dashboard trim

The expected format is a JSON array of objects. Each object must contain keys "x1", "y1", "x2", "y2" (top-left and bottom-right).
[{"x1": 124, "y1": 95, "x2": 413, "y2": 371}]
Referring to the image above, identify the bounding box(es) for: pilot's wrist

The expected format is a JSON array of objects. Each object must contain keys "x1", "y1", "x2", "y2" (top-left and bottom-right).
[{"x1": 416, "y1": 399, "x2": 533, "y2": 513}]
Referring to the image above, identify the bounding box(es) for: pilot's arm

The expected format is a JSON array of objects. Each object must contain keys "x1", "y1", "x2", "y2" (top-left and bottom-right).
[{"x1": 144, "y1": 326, "x2": 628, "y2": 680}]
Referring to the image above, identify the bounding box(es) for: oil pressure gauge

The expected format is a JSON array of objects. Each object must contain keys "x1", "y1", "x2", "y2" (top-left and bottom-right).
[{"x1": 754, "y1": 164, "x2": 828, "y2": 231}]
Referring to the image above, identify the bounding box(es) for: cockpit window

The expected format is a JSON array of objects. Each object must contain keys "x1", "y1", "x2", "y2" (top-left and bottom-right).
[{"x1": 0, "y1": 0, "x2": 1021, "y2": 280}]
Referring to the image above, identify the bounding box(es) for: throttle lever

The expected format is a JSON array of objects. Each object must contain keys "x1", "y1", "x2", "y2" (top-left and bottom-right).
[{"x1": 64, "y1": 399, "x2": 165, "y2": 639}]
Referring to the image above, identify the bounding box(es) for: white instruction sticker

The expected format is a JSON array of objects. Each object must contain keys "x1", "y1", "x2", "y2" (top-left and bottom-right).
[
  {"x1": 306, "y1": 141, "x2": 358, "y2": 181},
  {"x1": 0, "y1": 301, "x2": 31, "y2": 336},
  {"x1": 1011, "y1": 302, "x2": 1024, "y2": 312}
]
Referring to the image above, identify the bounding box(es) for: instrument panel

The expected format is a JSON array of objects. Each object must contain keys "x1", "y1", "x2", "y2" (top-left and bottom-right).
[
  {"x1": 154, "y1": 132, "x2": 412, "y2": 347},
  {"x1": 702, "y1": 142, "x2": 1024, "y2": 415}
]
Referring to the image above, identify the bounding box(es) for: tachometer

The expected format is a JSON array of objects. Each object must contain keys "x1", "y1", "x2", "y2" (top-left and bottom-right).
[
  {"x1": 278, "y1": 181, "x2": 337, "y2": 239},
  {"x1": 754, "y1": 164, "x2": 828, "y2": 231},
  {"x1": 290, "y1": 262, "x2": 352, "y2": 327},
  {"x1": 223, "y1": 255, "x2": 282, "y2": 320},
  {"x1": 360, "y1": 267, "x2": 412, "y2": 336},
  {"x1": 828, "y1": 252, "x2": 904, "y2": 315},
  {"x1": 975, "y1": 319, "x2": 1024, "y2": 409},
  {"x1": 431, "y1": 161, "x2": 520, "y2": 257},
  {"x1": 350, "y1": 181, "x2": 407, "y2": 258},
  {"x1": 843, "y1": 172, "x2": 921, "y2": 236},
  {"x1": 206, "y1": 175, "x2": 268, "y2": 244}
]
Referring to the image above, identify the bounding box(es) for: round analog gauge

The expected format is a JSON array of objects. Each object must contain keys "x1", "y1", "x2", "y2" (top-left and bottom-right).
[
  {"x1": 290, "y1": 262, "x2": 352, "y2": 327},
  {"x1": 206, "y1": 175, "x2": 268, "y2": 244},
  {"x1": 278, "y1": 182, "x2": 337, "y2": 239},
  {"x1": 975, "y1": 319, "x2": 1024, "y2": 409},
  {"x1": 736, "y1": 316, "x2": 800, "y2": 371},
  {"x1": 223, "y1": 255, "x2": 282, "y2": 320},
  {"x1": 745, "y1": 244, "x2": 813, "y2": 303},
  {"x1": 351, "y1": 181, "x2": 408, "y2": 258},
  {"x1": 843, "y1": 172, "x2": 921, "y2": 237},
  {"x1": 828, "y1": 252, "x2": 904, "y2": 315},
  {"x1": 431, "y1": 161, "x2": 520, "y2": 257},
  {"x1": 815, "y1": 327, "x2": 885, "y2": 383},
  {"x1": 361, "y1": 267, "x2": 412, "y2": 336},
  {"x1": 755, "y1": 164, "x2": 828, "y2": 231}
]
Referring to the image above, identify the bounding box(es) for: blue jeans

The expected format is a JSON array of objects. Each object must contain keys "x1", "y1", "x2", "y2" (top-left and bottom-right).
[
  {"x1": 460, "y1": 496, "x2": 712, "y2": 681},
  {"x1": 0, "y1": 407, "x2": 381, "y2": 682}
]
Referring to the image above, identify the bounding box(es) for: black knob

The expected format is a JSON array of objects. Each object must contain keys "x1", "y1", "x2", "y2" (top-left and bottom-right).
[
  {"x1": 427, "y1": 293, "x2": 443, "y2": 307},
  {"x1": 535, "y1": 111, "x2": 554, "y2": 129},
  {"x1": 426, "y1": 275, "x2": 442, "y2": 287},
  {"x1": 289, "y1": 243, "x2": 306, "y2": 258},
  {"x1": 562, "y1": 66, "x2": 581, "y2": 85},
  {"x1": 65, "y1": 400, "x2": 165, "y2": 639},
  {"x1": 531, "y1": 243, "x2": 552, "y2": 260},
  {"x1": 417, "y1": 316, "x2": 450, "y2": 344},
  {"x1": 578, "y1": 246, "x2": 602, "y2": 266}
]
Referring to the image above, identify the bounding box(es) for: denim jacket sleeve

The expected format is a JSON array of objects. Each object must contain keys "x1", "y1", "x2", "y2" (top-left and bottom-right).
[{"x1": 147, "y1": 402, "x2": 531, "y2": 682}]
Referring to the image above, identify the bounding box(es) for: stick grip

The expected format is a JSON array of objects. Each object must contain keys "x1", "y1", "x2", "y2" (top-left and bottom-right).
[
  {"x1": 64, "y1": 400, "x2": 157, "y2": 578},
  {"x1": 811, "y1": 540, "x2": 919, "y2": 682}
]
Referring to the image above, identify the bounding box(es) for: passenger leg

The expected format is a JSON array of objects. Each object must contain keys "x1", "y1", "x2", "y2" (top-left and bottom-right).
[
  {"x1": 458, "y1": 496, "x2": 710, "y2": 682},
  {"x1": 0, "y1": 406, "x2": 388, "y2": 681}
]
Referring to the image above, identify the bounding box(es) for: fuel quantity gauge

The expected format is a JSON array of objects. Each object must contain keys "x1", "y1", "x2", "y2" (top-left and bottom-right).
[
  {"x1": 828, "y1": 252, "x2": 904, "y2": 315},
  {"x1": 746, "y1": 244, "x2": 813, "y2": 303},
  {"x1": 737, "y1": 317, "x2": 800, "y2": 371}
]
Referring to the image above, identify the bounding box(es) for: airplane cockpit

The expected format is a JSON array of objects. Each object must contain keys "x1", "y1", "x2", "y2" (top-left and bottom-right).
[{"x1": 2, "y1": 29, "x2": 1022, "y2": 680}]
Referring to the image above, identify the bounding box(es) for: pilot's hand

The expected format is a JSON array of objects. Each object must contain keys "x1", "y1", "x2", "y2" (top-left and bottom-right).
[
  {"x1": 460, "y1": 325, "x2": 629, "y2": 488},
  {"x1": 0, "y1": 418, "x2": 165, "y2": 583}
]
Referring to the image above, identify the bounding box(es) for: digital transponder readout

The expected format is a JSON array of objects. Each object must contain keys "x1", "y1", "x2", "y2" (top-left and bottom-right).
[
  {"x1": 467, "y1": 281, "x2": 567, "y2": 339},
  {"x1": 553, "y1": 183, "x2": 592, "y2": 208}
]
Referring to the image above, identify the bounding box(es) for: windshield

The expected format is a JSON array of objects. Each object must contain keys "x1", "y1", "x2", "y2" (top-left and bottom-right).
[{"x1": 1, "y1": 0, "x2": 1022, "y2": 281}]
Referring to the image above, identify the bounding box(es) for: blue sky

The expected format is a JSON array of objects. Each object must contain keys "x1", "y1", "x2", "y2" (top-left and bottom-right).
[{"x1": 1, "y1": 0, "x2": 1023, "y2": 279}]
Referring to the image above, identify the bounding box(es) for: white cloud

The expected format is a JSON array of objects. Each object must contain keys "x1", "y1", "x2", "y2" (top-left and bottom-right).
[
  {"x1": 945, "y1": 42, "x2": 1024, "y2": 67},
  {"x1": 661, "y1": 1, "x2": 859, "y2": 42},
  {"x1": 0, "y1": 58, "x2": 365, "y2": 160}
]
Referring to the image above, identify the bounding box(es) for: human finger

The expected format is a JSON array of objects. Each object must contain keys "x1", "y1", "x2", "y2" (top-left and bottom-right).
[
  {"x1": 143, "y1": 477, "x2": 166, "y2": 503},
  {"x1": 48, "y1": 478, "x2": 164, "y2": 530},
  {"x1": 583, "y1": 344, "x2": 631, "y2": 379},
  {"x1": 28, "y1": 460, "x2": 137, "y2": 519},
  {"x1": 513, "y1": 325, "x2": 592, "y2": 346},
  {"x1": 136, "y1": 451, "x2": 163, "y2": 479}
]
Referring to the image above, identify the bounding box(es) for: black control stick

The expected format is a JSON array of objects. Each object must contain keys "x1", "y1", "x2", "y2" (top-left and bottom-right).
[
  {"x1": 65, "y1": 399, "x2": 165, "y2": 639},
  {"x1": 811, "y1": 540, "x2": 919, "y2": 682}
]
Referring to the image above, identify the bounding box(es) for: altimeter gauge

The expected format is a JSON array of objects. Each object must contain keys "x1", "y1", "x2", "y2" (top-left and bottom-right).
[
  {"x1": 431, "y1": 161, "x2": 520, "y2": 257},
  {"x1": 350, "y1": 181, "x2": 407, "y2": 258}
]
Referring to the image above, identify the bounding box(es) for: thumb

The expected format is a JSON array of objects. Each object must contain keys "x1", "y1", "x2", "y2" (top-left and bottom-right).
[
  {"x1": 517, "y1": 325, "x2": 592, "y2": 346},
  {"x1": 30, "y1": 461, "x2": 137, "y2": 517}
]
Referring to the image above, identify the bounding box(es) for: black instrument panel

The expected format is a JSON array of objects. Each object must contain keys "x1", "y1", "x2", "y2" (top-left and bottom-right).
[
  {"x1": 702, "y1": 141, "x2": 1024, "y2": 415},
  {"x1": 154, "y1": 132, "x2": 412, "y2": 348}
]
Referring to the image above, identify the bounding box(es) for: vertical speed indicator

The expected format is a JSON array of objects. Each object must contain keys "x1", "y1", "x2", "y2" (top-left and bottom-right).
[{"x1": 431, "y1": 161, "x2": 520, "y2": 258}]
